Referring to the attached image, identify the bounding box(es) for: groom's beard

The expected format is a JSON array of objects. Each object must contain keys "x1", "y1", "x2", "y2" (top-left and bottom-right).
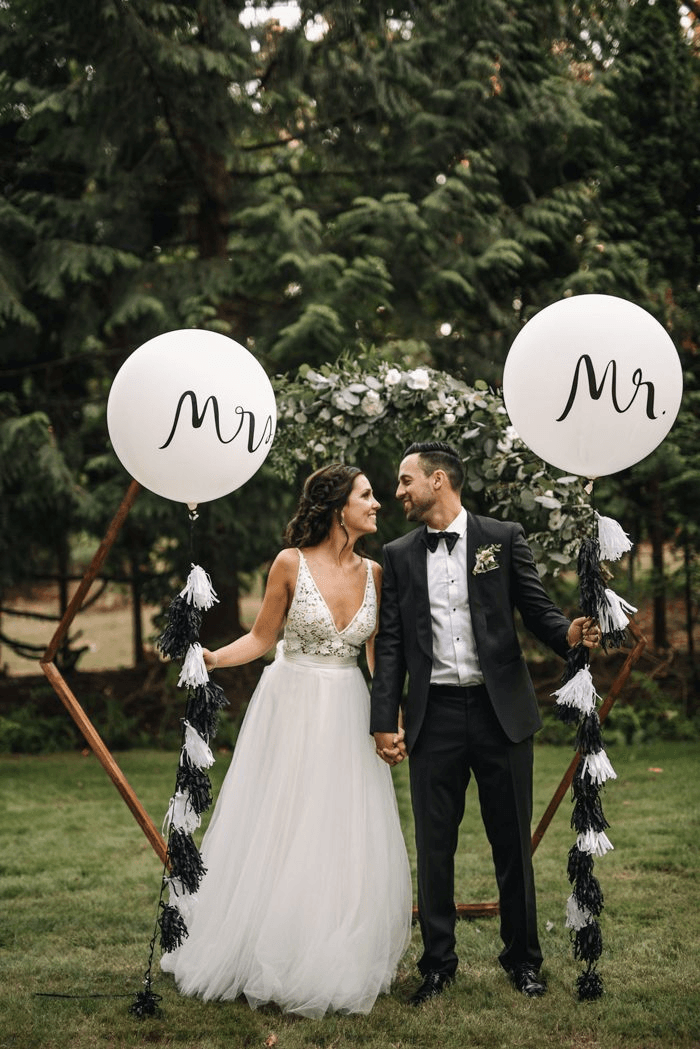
[{"x1": 401, "y1": 496, "x2": 434, "y2": 522}]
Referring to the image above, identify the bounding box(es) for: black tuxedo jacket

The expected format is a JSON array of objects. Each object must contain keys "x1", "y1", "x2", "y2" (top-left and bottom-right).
[{"x1": 370, "y1": 512, "x2": 571, "y2": 752}]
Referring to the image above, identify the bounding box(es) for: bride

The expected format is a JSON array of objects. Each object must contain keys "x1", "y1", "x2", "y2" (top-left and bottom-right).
[{"x1": 161, "y1": 464, "x2": 412, "y2": 1018}]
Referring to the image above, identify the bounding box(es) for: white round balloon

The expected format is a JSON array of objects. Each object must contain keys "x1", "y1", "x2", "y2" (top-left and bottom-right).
[
  {"x1": 502, "y1": 294, "x2": 683, "y2": 477},
  {"x1": 107, "y1": 330, "x2": 276, "y2": 504}
]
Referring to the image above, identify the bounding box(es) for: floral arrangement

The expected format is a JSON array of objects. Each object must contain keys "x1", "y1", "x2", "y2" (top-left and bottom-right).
[{"x1": 270, "y1": 352, "x2": 595, "y2": 578}]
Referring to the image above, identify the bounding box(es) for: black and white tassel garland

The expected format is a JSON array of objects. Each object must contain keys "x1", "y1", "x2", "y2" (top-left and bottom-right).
[
  {"x1": 130, "y1": 558, "x2": 228, "y2": 1018},
  {"x1": 553, "y1": 511, "x2": 633, "y2": 1001}
]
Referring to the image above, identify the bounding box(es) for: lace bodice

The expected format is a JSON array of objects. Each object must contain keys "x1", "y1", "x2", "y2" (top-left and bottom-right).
[{"x1": 283, "y1": 550, "x2": 377, "y2": 661}]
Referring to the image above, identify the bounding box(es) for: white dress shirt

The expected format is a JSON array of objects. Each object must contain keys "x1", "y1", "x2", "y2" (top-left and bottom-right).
[{"x1": 426, "y1": 507, "x2": 484, "y2": 686}]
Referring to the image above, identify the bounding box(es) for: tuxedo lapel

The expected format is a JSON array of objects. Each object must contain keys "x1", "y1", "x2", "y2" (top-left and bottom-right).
[
  {"x1": 466, "y1": 511, "x2": 490, "y2": 575},
  {"x1": 409, "y1": 526, "x2": 433, "y2": 661},
  {"x1": 466, "y1": 512, "x2": 488, "y2": 640}
]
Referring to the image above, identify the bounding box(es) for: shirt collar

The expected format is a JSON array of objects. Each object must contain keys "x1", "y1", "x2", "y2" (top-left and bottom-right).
[{"x1": 426, "y1": 506, "x2": 467, "y2": 537}]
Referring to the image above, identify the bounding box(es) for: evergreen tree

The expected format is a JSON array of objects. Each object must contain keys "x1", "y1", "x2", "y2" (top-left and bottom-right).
[{"x1": 583, "y1": 0, "x2": 700, "y2": 648}]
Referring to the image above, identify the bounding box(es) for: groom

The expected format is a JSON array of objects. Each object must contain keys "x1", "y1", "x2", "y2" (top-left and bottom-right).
[{"x1": 370, "y1": 441, "x2": 597, "y2": 1006}]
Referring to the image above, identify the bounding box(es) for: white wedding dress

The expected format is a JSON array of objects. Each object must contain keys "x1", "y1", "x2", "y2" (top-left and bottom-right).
[{"x1": 161, "y1": 550, "x2": 412, "y2": 1018}]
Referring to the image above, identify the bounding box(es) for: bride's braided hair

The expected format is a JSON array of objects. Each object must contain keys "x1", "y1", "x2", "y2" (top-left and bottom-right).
[{"x1": 284, "y1": 464, "x2": 363, "y2": 548}]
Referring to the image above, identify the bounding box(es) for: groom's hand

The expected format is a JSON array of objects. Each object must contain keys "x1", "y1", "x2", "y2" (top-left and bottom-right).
[{"x1": 374, "y1": 730, "x2": 407, "y2": 766}]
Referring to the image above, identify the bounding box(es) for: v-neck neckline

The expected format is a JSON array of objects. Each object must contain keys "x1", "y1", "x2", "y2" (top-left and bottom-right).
[{"x1": 298, "y1": 550, "x2": 370, "y2": 635}]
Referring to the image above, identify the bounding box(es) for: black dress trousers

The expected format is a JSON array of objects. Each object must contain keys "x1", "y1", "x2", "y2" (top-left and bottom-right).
[{"x1": 408, "y1": 682, "x2": 542, "y2": 977}]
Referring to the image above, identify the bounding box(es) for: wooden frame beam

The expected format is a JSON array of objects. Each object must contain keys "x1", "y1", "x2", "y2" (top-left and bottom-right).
[{"x1": 39, "y1": 480, "x2": 168, "y2": 865}]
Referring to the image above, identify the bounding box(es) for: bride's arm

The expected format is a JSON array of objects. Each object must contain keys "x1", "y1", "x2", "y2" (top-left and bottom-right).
[{"x1": 203, "y1": 549, "x2": 296, "y2": 670}]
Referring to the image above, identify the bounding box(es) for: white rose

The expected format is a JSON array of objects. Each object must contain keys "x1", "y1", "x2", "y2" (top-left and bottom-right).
[
  {"x1": 361, "y1": 390, "x2": 385, "y2": 417},
  {"x1": 444, "y1": 412, "x2": 456, "y2": 425},
  {"x1": 384, "y1": 367, "x2": 402, "y2": 387},
  {"x1": 406, "y1": 368, "x2": 430, "y2": 390},
  {"x1": 497, "y1": 425, "x2": 519, "y2": 453},
  {"x1": 427, "y1": 399, "x2": 441, "y2": 414}
]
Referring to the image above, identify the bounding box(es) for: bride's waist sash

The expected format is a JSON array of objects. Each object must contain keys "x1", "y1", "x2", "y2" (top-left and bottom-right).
[{"x1": 278, "y1": 640, "x2": 358, "y2": 669}]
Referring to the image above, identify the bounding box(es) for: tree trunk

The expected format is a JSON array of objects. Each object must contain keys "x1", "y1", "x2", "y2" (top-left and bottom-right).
[{"x1": 684, "y1": 541, "x2": 695, "y2": 667}]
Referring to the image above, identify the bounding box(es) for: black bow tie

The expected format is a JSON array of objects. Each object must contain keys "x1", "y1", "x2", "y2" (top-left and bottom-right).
[{"x1": 424, "y1": 530, "x2": 460, "y2": 554}]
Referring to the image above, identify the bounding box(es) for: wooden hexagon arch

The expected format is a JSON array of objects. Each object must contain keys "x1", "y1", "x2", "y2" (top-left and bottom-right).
[{"x1": 39, "y1": 480, "x2": 646, "y2": 918}]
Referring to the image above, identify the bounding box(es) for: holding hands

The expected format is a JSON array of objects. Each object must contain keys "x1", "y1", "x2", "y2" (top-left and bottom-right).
[{"x1": 374, "y1": 728, "x2": 407, "y2": 766}]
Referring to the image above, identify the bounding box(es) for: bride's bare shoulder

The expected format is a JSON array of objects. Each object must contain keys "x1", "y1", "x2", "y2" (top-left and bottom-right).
[
  {"x1": 272, "y1": 546, "x2": 299, "y2": 567},
  {"x1": 367, "y1": 558, "x2": 382, "y2": 585},
  {"x1": 266, "y1": 547, "x2": 300, "y2": 583}
]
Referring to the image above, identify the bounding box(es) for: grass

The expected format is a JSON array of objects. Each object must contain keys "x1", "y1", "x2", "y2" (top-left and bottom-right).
[{"x1": 1, "y1": 741, "x2": 699, "y2": 1049}]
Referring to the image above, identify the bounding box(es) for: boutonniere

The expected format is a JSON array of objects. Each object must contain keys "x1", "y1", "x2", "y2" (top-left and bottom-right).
[{"x1": 473, "y1": 543, "x2": 501, "y2": 575}]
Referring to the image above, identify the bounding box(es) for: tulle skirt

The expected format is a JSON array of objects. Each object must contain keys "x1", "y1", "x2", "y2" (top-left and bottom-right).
[{"x1": 161, "y1": 643, "x2": 413, "y2": 1018}]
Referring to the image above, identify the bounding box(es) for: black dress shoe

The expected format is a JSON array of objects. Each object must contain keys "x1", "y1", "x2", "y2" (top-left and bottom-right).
[
  {"x1": 508, "y1": 965, "x2": 547, "y2": 998},
  {"x1": 409, "y1": 970, "x2": 454, "y2": 1006}
]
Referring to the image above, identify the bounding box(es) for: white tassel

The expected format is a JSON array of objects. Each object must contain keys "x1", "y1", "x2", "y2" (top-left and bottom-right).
[
  {"x1": 162, "y1": 789, "x2": 201, "y2": 835},
  {"x1": 180, "y1": 564, "x2": 219, "y2": 611},
  {"x1": 581, "y1": 749, "x2": 617, "y2": 785},
  {"x1": 577, "y1": 828, "x2": 614, "y2": 857},
  {"x1": 182, "y1": 720, "x2": 215, "y2": 770},
  {"x1": 599, "y1": 588, "x2": 638, "y2": 633},
  {"x1": 566, "y1": 893, "x2": 593, "y2": 931},
  {"x1": 178, "y1": 642, "x2": 209, "y2": 688},
  {"x1": 552, "y1": 666, "x2": 599, "y2": 716},
  {"x1": 596, "y1": 512, "x2": 633, "y2": 562},
  {"x1": 166, "y1": 878, "x2": 199, "y2": 924}
]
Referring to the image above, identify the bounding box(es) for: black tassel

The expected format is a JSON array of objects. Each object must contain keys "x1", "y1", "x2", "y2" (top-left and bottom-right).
[
  {"x1": 554, "y1": 702, "x2": 582, "y2": 727},
  {"x1": 157, "y1": 596, "x2": 203, "y2": 660},
  {"x1": 577, "y1": 536, "x2": 600, "y2": 573},
  {"x1": 571, "y1": 791, "x2": 610, "y2": 834},
  {"x1": 601, "y1": 627, "x2": 627, "y2": 652},
  {"x1": 573, "y1": 920, "x2": 604, "y2": 962},
  {"x1": 185, "y1": 681, "x2": 230, "y2": 740},
  {"x1": 576, "y1": 712, "x2": 603, "y2": 755},
  {"x1": 129, "y1": 982, "x2": 163, "y2": 1018},
  {"x1": 577, "y1": 966, "x2": 604, "y2": 1001},
  {"x1": 176, "y1": 761, "x2": 213, "y2": 815},
  {"x1": 573, "y1": 763, "x2": 596, "y2": 796},
  {"x1": 562, "y1": 643, "x2": 590, "y2": 682},
  {"x1": 168, "y1": 830, "x2": 207, "y2": 895},
  {"x1": 158, "y1": 901, "x2": 189, "y2": 952},
  {"x1": 567, "y1": 844, "x2": 594, "y2": 884},
  {"x1": 577, "y1": 539, "x2": 607, "y2": 619},
  {"x1": 573, "y1": 869, "x2": 604, "y2": 916}
]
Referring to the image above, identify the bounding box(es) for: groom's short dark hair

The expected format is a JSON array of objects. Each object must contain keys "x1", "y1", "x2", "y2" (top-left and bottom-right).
[{"x1": 403, "y1": 441, "x2": 464, "y2": 491}]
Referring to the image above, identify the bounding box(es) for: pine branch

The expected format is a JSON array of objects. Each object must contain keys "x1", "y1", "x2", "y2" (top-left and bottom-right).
[{"x1": 113, "y1": 4, "x2": 223, "y2": 208}]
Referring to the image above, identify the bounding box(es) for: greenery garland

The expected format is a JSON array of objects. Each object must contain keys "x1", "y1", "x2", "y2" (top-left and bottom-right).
[{"x1": 270, "y1": 351, "x2": 596, "y2": 578}]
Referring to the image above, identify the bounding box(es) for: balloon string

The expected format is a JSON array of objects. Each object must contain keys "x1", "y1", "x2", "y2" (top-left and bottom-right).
[{"x1": 188, "y1": 505, "x2": 198, "y2": 564}]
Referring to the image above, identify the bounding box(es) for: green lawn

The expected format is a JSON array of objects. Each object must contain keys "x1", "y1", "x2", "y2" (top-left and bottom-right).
[{"x1": 1, "y1": 741, "x2": 698, "y2": 1048}]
